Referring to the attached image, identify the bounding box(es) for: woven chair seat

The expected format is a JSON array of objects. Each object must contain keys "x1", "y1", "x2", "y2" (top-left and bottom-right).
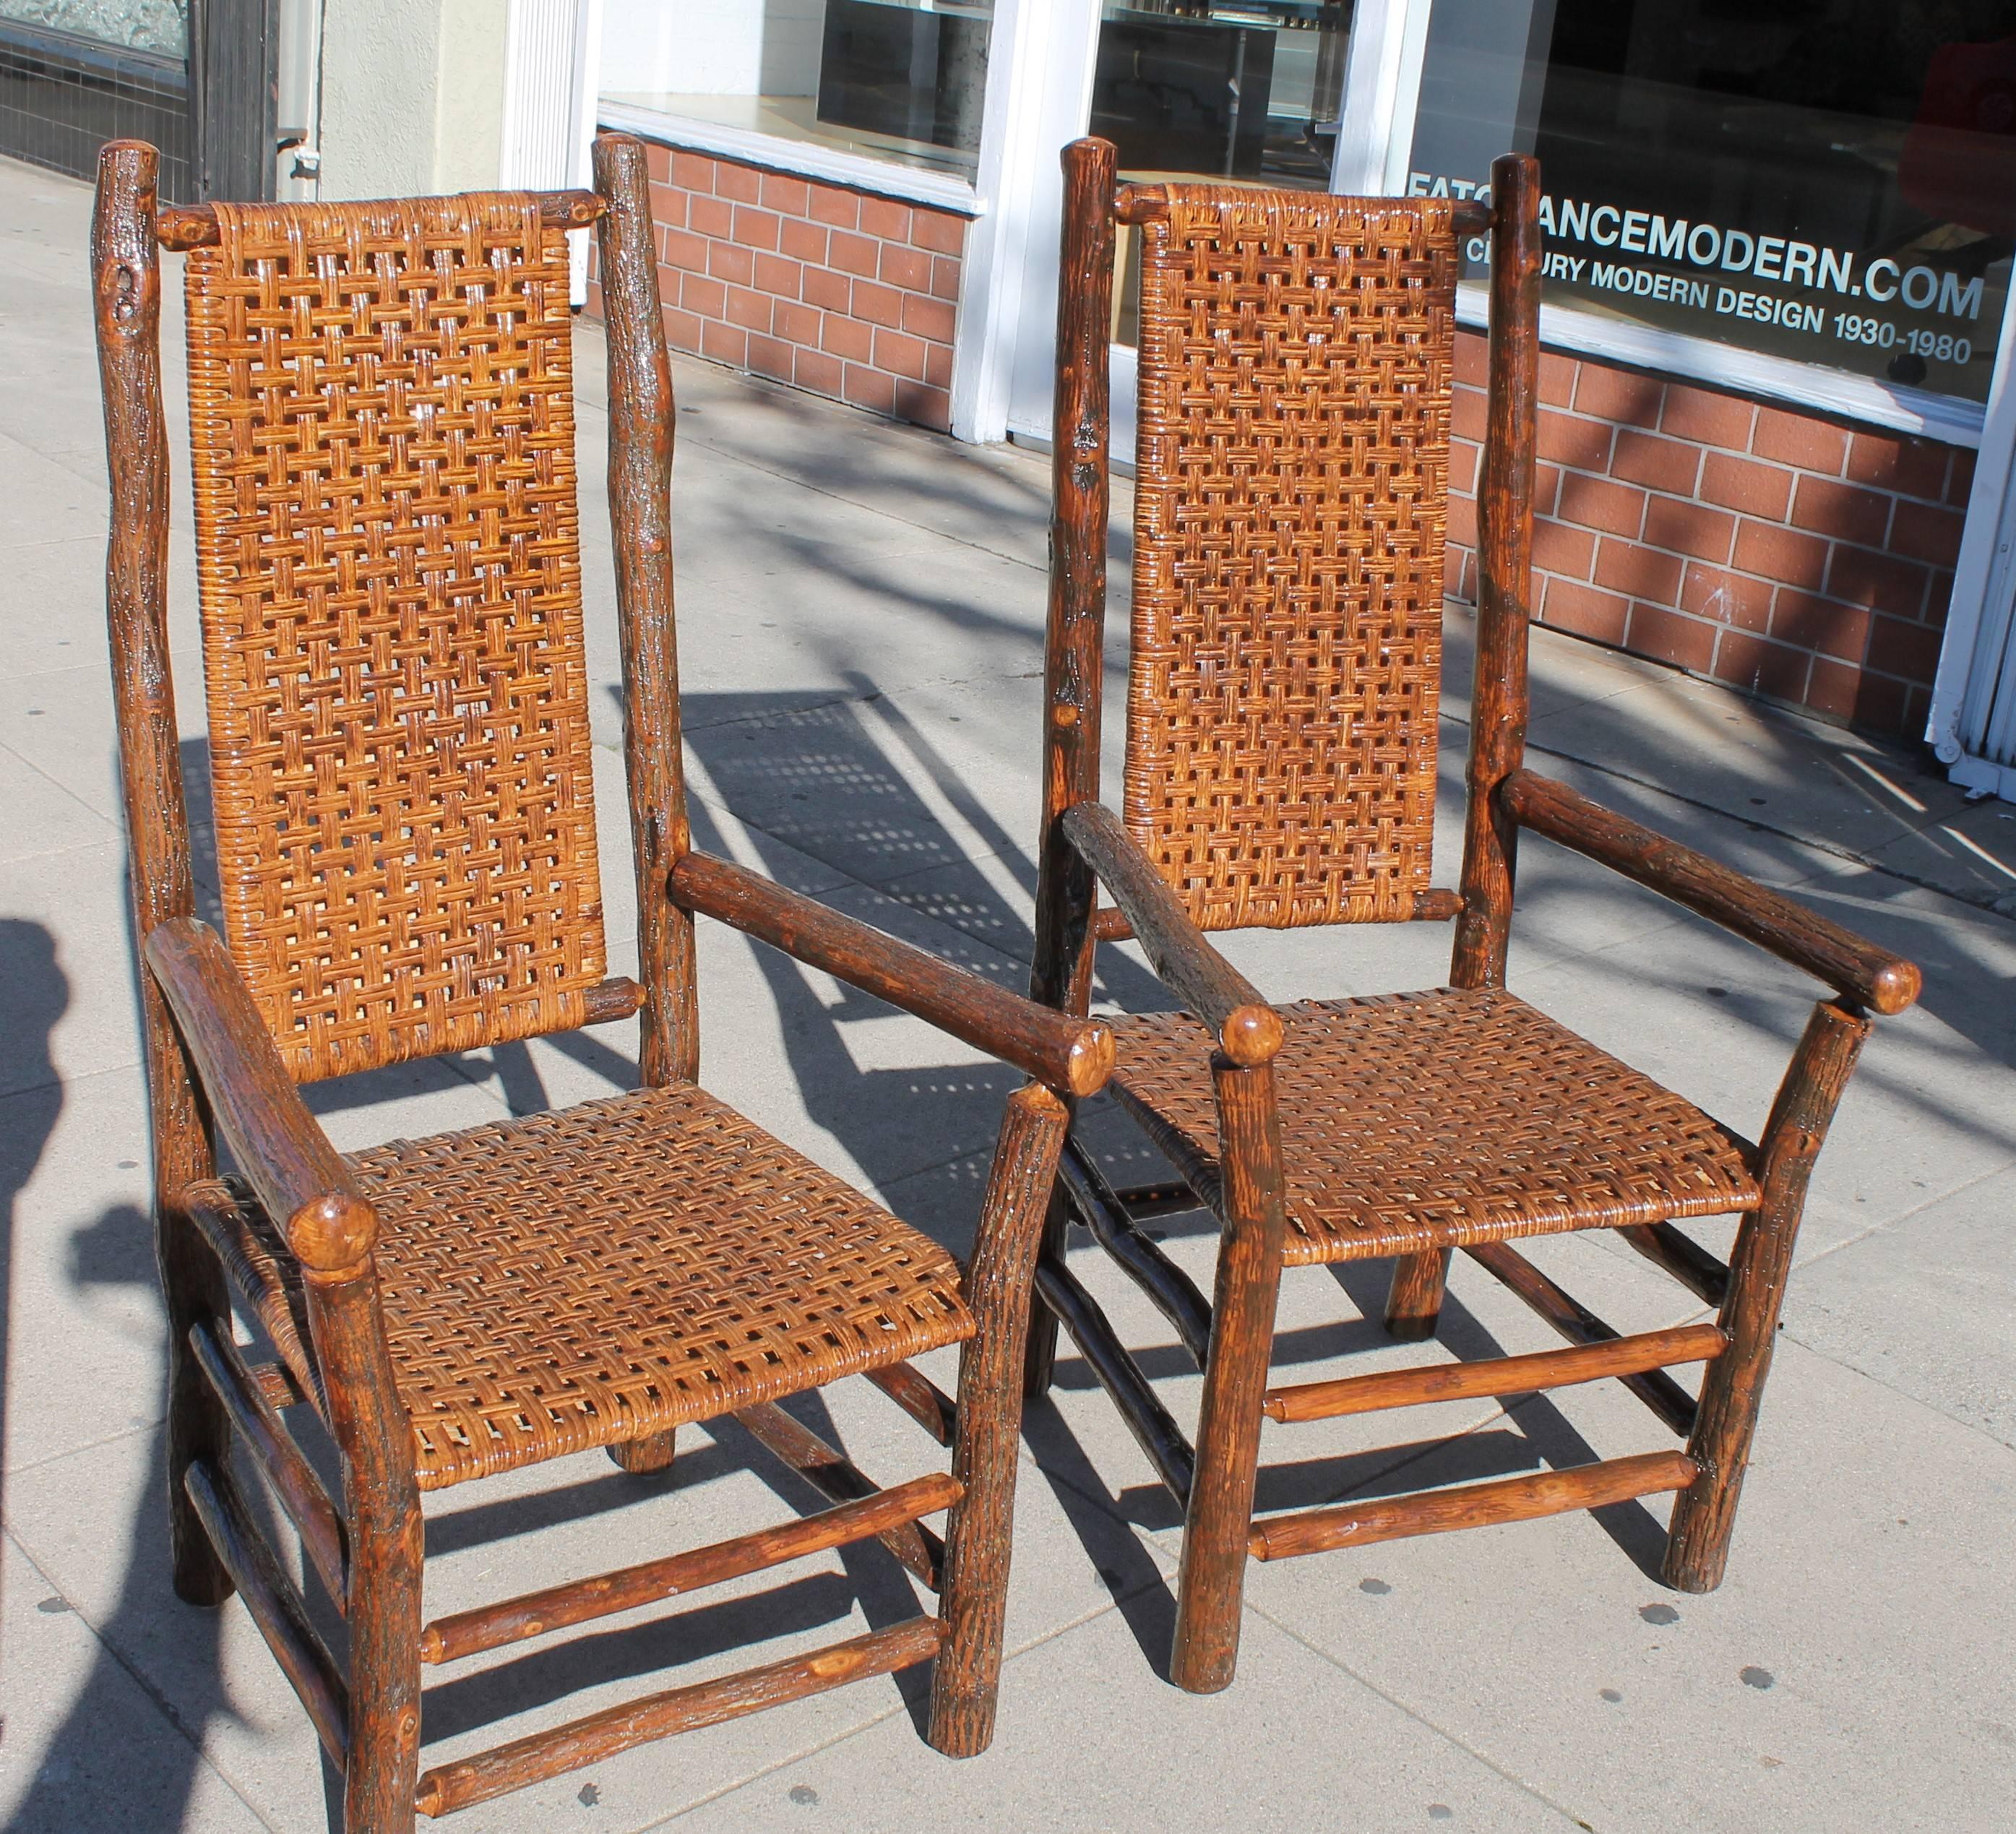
[
  {"x1": 1108, "y1": 988, "x2": 1761, "y2": 1266},
  {"x1": 188, "y1": 1085, "x2": 973, "y2": 1489}
]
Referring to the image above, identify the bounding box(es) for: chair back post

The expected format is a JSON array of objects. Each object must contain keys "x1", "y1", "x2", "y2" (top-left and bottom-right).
[
  {"x1": 1452, "y1": 152, "x2": 1543, "y2": 990},
  {"x1": 593, "y1": 133, "x2": 700, "y2": 1085},
  {"x1": 92, "y1": 138, "x2": 236, "y2": 1604},
  {"x1": 1030, "y1": 136, "x2": 1118, "y2": 1019}
]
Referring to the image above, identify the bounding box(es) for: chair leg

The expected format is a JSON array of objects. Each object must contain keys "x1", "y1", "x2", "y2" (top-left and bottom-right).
[
  {"x1": 1171, "y1": 1059, "x2": 1285, "y2": 1695},
  {"x1": 1020, "y1": 1184, "x2": 1071, "y2": 1400},
  {"x1": 931, "y1": 1084, "x2": 1068, "y2": 1757},
  {"x1": 160, "y1": 1204, "x2": 235, "y2": 1606},
  {"x1": 608, "y1": 1429, "x2": 678, "y2": 1474},
  {"x1": 1664, "y1": 1000, "x2": 1869, "y2": 1593},
  {"x1": 1382, "y1": 1248, "x2": 1452, "y2": 1342},
  {"x1": 342, "y1": 1499, "x2": 425, "y2": 1834}
]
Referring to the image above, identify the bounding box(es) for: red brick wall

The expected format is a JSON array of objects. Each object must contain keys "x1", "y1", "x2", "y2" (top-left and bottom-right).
[
  {"x1": 601, "y1": 139, "x2": 968, "y2": 430},
  {"x1": 1447, "y1": 332, "x2": 1975, "y2": 739}
]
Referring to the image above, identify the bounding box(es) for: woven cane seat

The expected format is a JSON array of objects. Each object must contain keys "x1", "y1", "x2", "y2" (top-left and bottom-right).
[
  {"x1": 1108, "y1": 989, "x2": 1760, "y2": 1266},
  {"x1": 189, "y1": 1085, "x2": 973, "y2": 1488}
]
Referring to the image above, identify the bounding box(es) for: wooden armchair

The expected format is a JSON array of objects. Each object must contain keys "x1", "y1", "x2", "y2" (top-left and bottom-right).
[
  {"x1": 1023, "y1": 139, "x2": 1921, "y2": 1695},
  {"x1": 92, "y1": 132, "x2": 1111, "y2": 1830}
]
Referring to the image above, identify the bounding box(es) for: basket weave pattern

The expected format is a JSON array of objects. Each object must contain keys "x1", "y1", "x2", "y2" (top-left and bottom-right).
[
  {"x1": 184, "y1": 197, "x2": 606, "y2": 1081},
  {"x1": 1124, "y1": 191, "x2": 1459, "y2": 930},
  {"x1": 186, "y1": 1085, "x2": 974, "y2": 1489},
  {"x1": 1111, "y1": 989, "x2": 1762, "y2": 1265}
]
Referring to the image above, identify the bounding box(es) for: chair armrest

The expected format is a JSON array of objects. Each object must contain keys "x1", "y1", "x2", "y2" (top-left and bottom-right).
[
  {"x1": 144, "y1": 918, "x2": 378, "y2": 1273},
  {"x1": 1501, "y1": 768, "x2": 1921, "y2": 1015},
  {"x1": 1061, "y1": 801, "x2": 1283, "y2": 1064},
  {"x1": 669, "y1": 851, "x2": 1115, "y2": 1097}
]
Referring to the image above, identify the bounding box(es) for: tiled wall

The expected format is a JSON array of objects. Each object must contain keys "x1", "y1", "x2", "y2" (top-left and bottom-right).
[
  {"x1": 602, "y1": 139, "x2": 969, "y2": 432},
  {"x1": 1446, "y1": 333, "x2": 1973, "y2": 739}
]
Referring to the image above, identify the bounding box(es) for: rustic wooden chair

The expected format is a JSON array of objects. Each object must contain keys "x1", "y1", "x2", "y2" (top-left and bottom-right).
[
  {"x1": 1023, "y1": 139, "x2": 1922, "y2": 1695},
  {"x1": 90, "y1": 131, "x2": 1113, "y2": 1829}
]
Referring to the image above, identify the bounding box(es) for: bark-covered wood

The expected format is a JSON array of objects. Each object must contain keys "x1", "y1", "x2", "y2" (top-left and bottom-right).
[
  {"x1": 1465, "y1": 1240, "x2": 1704, "y2": 1437},
  {"x1": 1063, "y1": 801, "x2": 1283, "y2": 1065},
  {"x1": 189, "y1": 1319, "x2": 347, "y2": 1606},
  {"x1": 1024, "y1": 139, "x2": 1121, "y2": 1400},
  {"x1": 1262, "y1": 1323, "x2": 1726, "y2": 1424},
  {"x1": 1033, "y1": 1254, "x2": 1197, "y2": 1502},
  {"x1": 1382, "y1": 1244, "x2": 1452, "y2": 1343},
  {"x1": 1666, "y1": 999, "x2": 1869, "y2": 1591},
  {"x1": 673, "y1": 849, "x2": 1114, "y2": 1097},
  {"x1": 606, "y1": 1431, "x2": 678, "y2": 1474},
  {"x1": 1058, "y1": 1135, "x2": 1212, "y2": 1366},
  {"x1": 184, "y1": 1460, "x2": 348, "y2": 1761},
  {"x1": 1464, "y1": 1239, "x2": 1700, "y2": 1437},
  {"x1": 864, "y1": 1361, "x2": 959, "y2": 1447},
  {"x1": 157, "y1": 189, "x2": 606, "y2": 250},
  {"x1": 1452, "y1": 152, "x2": 1542, "y2": 991},
  {"x1": 306, "y1": 1266, "x2": 424, "y2": 1833},
  {"x1": 1249, "y1": 1451, "x2": 1699, "y2": 1560},
  {"x1": 734, "y1": 1401, "x2": 944, "y2": 1588},
  {"x1": 1172, "y1": 1058, "x2": 1286, "y2": 1694},
  {"x1": 93, "y1": 139, "x2": 235, "y2": 1609},
  {"x1": 594, "y1": 133, "x2": 699, "y2": 1087},
  {"x1": 930, "y1": 1082, "x2": 1070, "y2": 1756},
  {"x1": 1618, "y1": 1221, "x2": 1731, "y2": 1308},
  {"x1": 1504, "y1": 769, "x2": 1921, "y2": 1013},
  {"x1": 413, "y1": 1620, "x2": 947, "y2": 1818},
  {"x1": 421, "y1": 1473, "x2": 962, "y2": 1666},
  {"x1": 145, "y1": 917, "x2": 376, "y2": 1273}
]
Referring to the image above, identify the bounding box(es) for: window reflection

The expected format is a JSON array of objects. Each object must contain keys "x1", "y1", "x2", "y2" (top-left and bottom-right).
[
  {"x1": 1093, "y1": 1, "x2": 1353, "y2": 345},
  {"x1": 1410, "y1": 0, "x2": 2016, "y2": 406}
]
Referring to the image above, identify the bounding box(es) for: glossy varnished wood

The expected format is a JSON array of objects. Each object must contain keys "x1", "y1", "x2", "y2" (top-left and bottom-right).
[
  {"x1": 1666, "y1": 999, "x2": 1870, "y2": 1590},
  {"x1": 673, "y1": 848, "x2": 1114, "y2": 1095},
  {"x1": 1504, "y1": 769, "x2": 1921, "y2": 1012},
  {"x1": 92, "y1": 139, "x2": 234, "y2": 1608},
  {"x1": 1262, "y1": 1323, "x2": 1726, "y2": 1424},
  {"x1": 929, "y1": 1082, "x2": 1070, "y2": 1755},
  {"x1": 594, "y1": 134, "x2": 700, "y2": 1088},
  {"x1": 1171, "y1": 1058, "x2": 1285, "y2": 1693},
  {"x1": 1249, "y1": 1452, "x2": 1699, "y2": 1561}
]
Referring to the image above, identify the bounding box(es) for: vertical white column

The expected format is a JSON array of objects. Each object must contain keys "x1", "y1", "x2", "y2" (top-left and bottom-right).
[
  {"x1": 502, "y1": 0, "x2": 603, "y2": 303},
  {"x1": 951, "y1": 0, "x2": 1106, "y2": 444},
  {"x1": 1331, "y1": 0, "x2": 1434, "y2": 197}
]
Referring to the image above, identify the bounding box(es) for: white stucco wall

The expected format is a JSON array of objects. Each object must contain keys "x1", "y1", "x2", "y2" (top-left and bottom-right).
[{"x1": 317, "y1": 0, "x2": 508, "y2": 199}]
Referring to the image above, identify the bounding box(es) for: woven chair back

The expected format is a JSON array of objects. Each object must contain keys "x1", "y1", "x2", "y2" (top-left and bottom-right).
[
  {"x1": 183, "y1": 195, "x2": 607, "y2": 1082},
  {"x1": 1123, "y1": 187, "x2": 1462, "y2": 931}
]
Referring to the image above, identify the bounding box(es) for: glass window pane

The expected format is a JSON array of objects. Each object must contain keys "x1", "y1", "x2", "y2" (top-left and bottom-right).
[
  {"x1": 1094, "y1": 2, "x2": 1354, "y2": 344},
  {"x1": 1410, "y1": 0, "x2": 2016, "y2": 408},
  {"x1": 602, "y1": 0, "x2": 992, "y2": 181},
  {"x1": 1090, "y1": 1, "x2": 1353, "y2": 188},
  {"x1": 0, "y1": 0, "x2": 186, "y2": 57}
]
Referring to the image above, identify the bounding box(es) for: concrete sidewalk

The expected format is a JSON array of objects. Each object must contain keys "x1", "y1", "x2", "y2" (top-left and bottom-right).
[{"x1": 2, "y1": 152, "x2": 2012, "y2": 1833}]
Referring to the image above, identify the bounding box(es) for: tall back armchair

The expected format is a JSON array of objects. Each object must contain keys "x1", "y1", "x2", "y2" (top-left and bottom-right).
[
  {"x1": 1023, "y1": 137, "x2": 1920, "y2": 1695},
  {"x1": 92, "y1": 131, "x2": 1111, "y2": 1829}
]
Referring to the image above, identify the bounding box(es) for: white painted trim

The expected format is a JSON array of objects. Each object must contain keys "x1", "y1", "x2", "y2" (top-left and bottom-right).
[
  {"x1": 596, "y1": 98, "x2": 984, "y2": 215},
  {"x1": 1450, "y1": 283, "x2": 1988, "y2": 447},
  {"x1": 1332, "y1": 0, "x2": 1434, "y2": 195},
  {"x1": 954, "y1": 0, "x2": 1102, "y2": 442}
]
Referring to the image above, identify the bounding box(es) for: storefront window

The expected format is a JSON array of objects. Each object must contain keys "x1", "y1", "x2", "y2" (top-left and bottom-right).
[
  {"x1": 1090, "y1": 1, "x2": 1352, "y2": 188},
  {"x1": 1409, "y1": 0, "x2": 2016, "y2": 408},
  {"x1": 600, "y1": 0, "x2": 991, "y2": 180},
  {"x1": 1093, "y1": 1, "x2": 1353, "y2": 343},
  {"x1": 0, "y1": 0, "x2": 185, "y2": 56}
]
